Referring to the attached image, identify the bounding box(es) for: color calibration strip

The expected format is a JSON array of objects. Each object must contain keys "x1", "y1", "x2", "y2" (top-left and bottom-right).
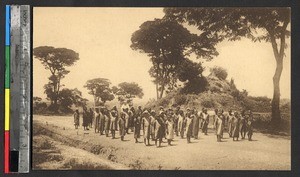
[{"x1": 5, "y1": 5, "x2": 11, "y2": 174}]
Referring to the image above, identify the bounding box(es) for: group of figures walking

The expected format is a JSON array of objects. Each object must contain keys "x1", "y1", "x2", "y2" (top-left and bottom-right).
[{"x1": 73, "y1": 105, "x2": 254, "y2": 148}]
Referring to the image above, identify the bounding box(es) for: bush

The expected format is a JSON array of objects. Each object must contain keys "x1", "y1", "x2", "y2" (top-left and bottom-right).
[
  {"x1": 210, "y1": 66, "x2": 228, "y2": 80},
  {"x1": 201, "y1": 99, "x2": 215, "y2": 108},
  {"x1": 174, "y1": 94, "x2": 187, "y2": 105},
  {"x1": 180, "y1": 76, "x2": 208, "y2": 94}
]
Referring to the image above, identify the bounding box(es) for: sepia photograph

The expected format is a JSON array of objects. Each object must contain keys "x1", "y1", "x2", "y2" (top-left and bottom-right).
[{"x1": 32, "y1": 7, "x2": 291, "y2": 170}]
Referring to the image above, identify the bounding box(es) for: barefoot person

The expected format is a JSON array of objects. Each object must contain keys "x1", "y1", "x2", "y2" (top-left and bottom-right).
[
  {"x1": 166, "y1": 113, "x2": 175, "y2": 146},
  {"x1": 133, "y1": 109, "x2": 141, "y2": 143},
  {"x1": 142, "y1": 110, "x2": 151, "y2": 146},
  {"x1": 177, "y1": 110, "x2": 185, "y2": 138},
  {"x1": 227, "y1": 110, "x2": 234, "y2": 137},
  {"x1": 82, "y1": 107, "x2": 89, "y2": 131},
  {"x1": 214, "y1": 110, "x2": 224, "y2": 142},
  {"x1": 104, "y1": 109, "x2": 111, "y2": 137},
  {"x1": 201, "y1": 108, "x2": 209, "y2": 135},
  {"x1": 232, "y1": 111, "x2": 240, "y2": 141},
  {"x1": 94, "y1": 108, "x2": 100, "y2": 133},
  {"x1": 73, "y1": 109, "x2": 80, "y2": 129},
  {"x1": 110, "y1": 110, "x2": 118, "y2": 139},
  {"x1": 154, "y1": 112, "x2": 165, "y2": 147},
  {"x1": 240, "y1": 110, "x2": 247, "y2": 139},
  {"x1": 247, "y1": 110, "x2": 254, "y2": 141},
  {"x1": 185, "y1": 108, "x2": 193, "y2": 143},
  {"x1": 118, "y1": 112, "x2": 126, "y2": 141},
  {"x1": 150, "y1": 110, "x2": 156, "y2": 141}
]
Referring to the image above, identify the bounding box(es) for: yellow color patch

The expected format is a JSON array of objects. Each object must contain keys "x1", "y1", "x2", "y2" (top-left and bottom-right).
[{"x1": 5, "y1": 89, "x2": 10, "y2": 130}]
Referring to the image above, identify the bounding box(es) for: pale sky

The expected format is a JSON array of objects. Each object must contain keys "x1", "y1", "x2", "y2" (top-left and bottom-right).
[{"x1": 33, "y1": 7, "x2": 291, "y2": 103}]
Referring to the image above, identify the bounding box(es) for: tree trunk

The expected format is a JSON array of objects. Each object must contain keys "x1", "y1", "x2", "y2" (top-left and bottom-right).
[
  {"x1": 271, "y1": 59, "x2": 283, "y2": 128},
  {"x1": 268, "y1": 19, "x2": 288, "y2": 129}
]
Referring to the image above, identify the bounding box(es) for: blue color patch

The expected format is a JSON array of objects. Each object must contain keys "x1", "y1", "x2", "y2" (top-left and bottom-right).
[{"x1": 5, "y1": 5, "x2": 10, "y2": 46}]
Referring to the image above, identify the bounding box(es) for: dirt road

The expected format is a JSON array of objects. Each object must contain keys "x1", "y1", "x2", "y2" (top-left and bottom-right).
[{"x1": 33, "y1": 115, "x2": 291, "y2": 170}]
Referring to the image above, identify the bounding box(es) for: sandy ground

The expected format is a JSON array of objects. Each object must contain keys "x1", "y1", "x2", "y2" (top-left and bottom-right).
[{"x1": 33, "y1": 115, "x2": 291, "y2": 170}]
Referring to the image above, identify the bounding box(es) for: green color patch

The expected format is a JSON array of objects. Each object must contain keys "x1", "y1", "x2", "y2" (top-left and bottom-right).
[{"x1": 5, "y1": 46, "x2": 10, "y2": 88}]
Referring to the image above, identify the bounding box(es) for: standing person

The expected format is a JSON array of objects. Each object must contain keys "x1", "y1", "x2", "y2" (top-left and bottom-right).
[
  {"x1": 133, "y1": 110, "x2": 141, "y2": 143},
  {"x1": 154, "y1": 112, "x2": 165, "y2": 147},
  {"x1": 177, "y1": 110, "x2": 185, "y2": 138},
  {"x1": 174, "y1": 106, "x2": 180, "y2": 136},
  {"x1": 201, "y1": 108, "x2": 209, "y2": 135},
  {"x1": 123, "y1": 108, "x2": 130, "y2": 134},
  {"x1": 142, "y1": 110, "x2": 151, "y2": 146},
  {"x1": 192, "y1": 108, "x2": 200, "y2": 139},
  {"x1": 110, "y1": 110, "x2": 118, "y2": 139},
  {"x1": 220, "y1": 109, "x2": 226, "y2": 138},
  {"x1": 240, "y1": 110, "x2": 247, "y2": 139},
  {"x1": 214, "y1": 110, "x2": 224, "y2": 142},
  {"x1": 247, "y1": 110, "x2": 254, "y2": 141},
  {"x1": 94, "y1": 108, "x2": 100, "y2": 133},
  {"x1": 118, "y1": 112, "x2": 126, "y2": 141},
  {"x1": 150, "y1": 110, "x2": 156, "y2": 141},
  {"x1": 166, "y1": 115, "x2": 174, "y2": 146},
  {"x1": 74, "y1": 109, "x2": 80, "y2": 129},
  {"x1": 99, "y1": 108, "x2": 105, "y2": 135},
  {"x1": 227, "y1": 110, "x2": 234, "y2": 137},
  {"x1": 136, "y1": 106, "x2": 143, "y2": 131},
  {"x1": 104, "y1": 109, "x2": 111, "y2": 137},
  {"x1": 82, "y1": 107, "x2": 89, "y2": 131},
  {"x1": 185, "y1": 108, "x2": 193, "y2": 143},
  {"x1": 232, "y1": 111, "x2": 240, "y2": 141},
  {"x1": 89, "y1": 108, "x2": 94, "y2": 128},
  {"x1": 128, "y1": 107, "x2": 135, "y2": 132}
]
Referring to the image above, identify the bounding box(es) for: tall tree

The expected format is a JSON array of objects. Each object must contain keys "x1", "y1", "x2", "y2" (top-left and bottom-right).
[
  {"x1": 84, "y1": 78, "x2": 114, "y2": 106},
  {"x1": 131, "y1": 19, "x2": 218, "y2": 99},
  {"x1": 112, "y1": 82, "x2": 144, "y2": 105},
  {"x1": 164, "y1": 7, "x2": 290, "y2": 126},
  {"x1": 33, "y1": 46, "x2": 79, "y2": 110}
]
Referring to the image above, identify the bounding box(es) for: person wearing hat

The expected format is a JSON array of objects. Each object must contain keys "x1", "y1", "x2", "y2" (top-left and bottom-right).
[
  {"x1": 142, "y1": 110, "x2": 151, "y2": 146},
  {"x1": 150, "y1": 110, "x2": 156, "y2": 141},
  {"x1": 185, "y1": 108, "x2": 193, "y2": 143},
  {"x1": 154, "y1": 112, "x2": 165, "y2": 147},
  {"x1": 110, "y1": 110, "x2": 118, "y2": 139},
  {"x1": 232, "y1": 111, "x2": 240, "y2": 141},
  {"x1": 118, "y1": 112, "x2": 126, "y2": 141},
  {"x1": 214, "y1": 110, "x2": 224, "y2": 142},
  {"x1": 73, "y1": 109, "x2": 80, "y2": 129},
  {"x1": 201, "y1": 108, "x2": 209, "y2": 135}
]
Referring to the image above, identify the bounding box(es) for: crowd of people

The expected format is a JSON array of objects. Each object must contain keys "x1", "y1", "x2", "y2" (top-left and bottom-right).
[{"x1": 73, "y1": 105, "x2": 254, "y2": 147}]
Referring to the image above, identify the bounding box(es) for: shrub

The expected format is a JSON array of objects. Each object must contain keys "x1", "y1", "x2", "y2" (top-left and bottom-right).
[
  {"x1": 201, "y1": 99, "x2": 215, "y2": 108},
  {"x1": 174, "y1": 94, "x2": 187, "y2": 106},
  {"x1": 210, "y1": 66, "x2": 228, "y2": 80}
]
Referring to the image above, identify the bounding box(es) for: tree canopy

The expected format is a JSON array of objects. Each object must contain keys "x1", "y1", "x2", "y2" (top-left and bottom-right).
[
  {"x1": 131, "y1": 18, "x2": 218, "y2": 98},
  {"x1": 112, "y1": 82, "x2": 144, "y2": 105},
  {"x1": 164, "y1": 7, "x2": 290, "y2": 126},
  {"x1": 33, "y1": 46, "x2": 79, "y2": 111},
  {"x1": 84, "y1": 78, "x2": 114, "y2": 106}
]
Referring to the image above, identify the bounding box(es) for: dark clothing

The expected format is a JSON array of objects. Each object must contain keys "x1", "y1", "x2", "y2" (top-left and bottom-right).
[
  {"x1": 134, "y1": 116, "x2": 141, "y2": 139},
  {"x1": 201, "y1": 112, "x2": 209, "y2": 134}
]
